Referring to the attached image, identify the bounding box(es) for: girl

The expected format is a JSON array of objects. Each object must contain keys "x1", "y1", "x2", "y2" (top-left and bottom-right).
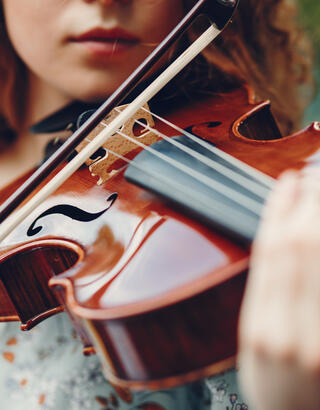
[{"x1": 0, "y1": 0, "x2": 315, "y2": 409}]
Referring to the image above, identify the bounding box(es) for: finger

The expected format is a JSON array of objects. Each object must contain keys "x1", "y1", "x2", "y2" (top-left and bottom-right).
[
  {"x1": 240, "y1": 171, "x2": 319, "y2": 360},
  {"x1": 238, "y1": 350, "x2": 320, "y2": 410},
  {"x1": 260, "y1": 170, "x2": 300, "y2": 225},
  {"x1": 239, "y1": 261, "x2": 297, "y2": 360},
  {"x1": 296, "y1": 250, "x2": 320, "y2": 373},
  {"x1": 290, "y1": 174, "x2": 320, "y2": 231},
  {"x1": 252, "y1": 171, "x2": 300, "y2": 263}
]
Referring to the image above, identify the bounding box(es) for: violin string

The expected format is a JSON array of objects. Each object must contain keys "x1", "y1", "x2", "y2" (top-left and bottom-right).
[
  {"x1": 141, "y1": 107, "x2": 274, "y2": 189},
  {"x1": 101, "y1": 124, "x2": 263, "y2": 215},
  {"x1": 105, "y1": 147, "x2": 260, "y2": 230},
  {"x1": 131, "y1": 116, "x2": 270, "y2": 200},
  {"x1": 112, "y1": 106, "x2": 272, "y2": 201}
]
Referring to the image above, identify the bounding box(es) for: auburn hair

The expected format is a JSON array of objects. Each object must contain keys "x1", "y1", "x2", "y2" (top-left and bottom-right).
[{"x1": 0, "y1": 0, "x2": 314, "y2": 147}]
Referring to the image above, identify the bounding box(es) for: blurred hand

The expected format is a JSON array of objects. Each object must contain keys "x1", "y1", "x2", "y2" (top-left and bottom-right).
[{"x1": 238, "y1": 170, "x2": 320, "y2": 410}]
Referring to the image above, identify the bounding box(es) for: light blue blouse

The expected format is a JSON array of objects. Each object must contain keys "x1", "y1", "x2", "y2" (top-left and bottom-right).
[{"x1": 0, "y1": 313, "x2": 248, "y2": 409}]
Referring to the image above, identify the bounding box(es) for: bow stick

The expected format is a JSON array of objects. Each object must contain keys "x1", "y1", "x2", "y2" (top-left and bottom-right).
[{"x1": 0, "y1": 0, "x2": 239, "y2": 242}]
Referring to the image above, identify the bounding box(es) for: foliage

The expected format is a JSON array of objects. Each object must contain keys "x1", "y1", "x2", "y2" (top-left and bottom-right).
[
  {"x1": 297, "y1": 0, "x2": 320, "y2": 122},
  {"x1": 298, "y1": 0, "x2": 320, "y2": 51}
]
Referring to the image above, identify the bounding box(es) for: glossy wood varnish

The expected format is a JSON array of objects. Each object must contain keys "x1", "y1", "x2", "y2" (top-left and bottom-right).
[{"x1": 1, "y1": 87, "x2": 320, "y2": 388}]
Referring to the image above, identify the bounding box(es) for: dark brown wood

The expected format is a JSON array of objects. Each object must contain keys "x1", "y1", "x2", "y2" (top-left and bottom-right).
[
  {"x1": 0, "y1": 240, "x2": 82, "y2": 329},
  {"x1": 0, "y1": 280, "x2": 19, "y2": 322},
  {"x1": 1, "y1": 87, "x2": 320, "y2": 388},
  {"x1": 90, "y1": 268, "x2": 247, "y2": 388}
]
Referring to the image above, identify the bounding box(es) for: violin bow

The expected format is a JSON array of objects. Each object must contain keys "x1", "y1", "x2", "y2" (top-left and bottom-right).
[{"x1": 0, "y1": 0, "x2": 239, "y2": 241}]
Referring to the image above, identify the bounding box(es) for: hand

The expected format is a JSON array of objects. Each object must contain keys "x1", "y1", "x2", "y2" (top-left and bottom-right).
[{"x1": 238, "y1": 170, "x2": 320, "y2": 410}]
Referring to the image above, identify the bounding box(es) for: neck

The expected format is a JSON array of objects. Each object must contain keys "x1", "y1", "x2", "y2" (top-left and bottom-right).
[{"x1": 23, "y1": 71, "x2": 73, "y2": 130}]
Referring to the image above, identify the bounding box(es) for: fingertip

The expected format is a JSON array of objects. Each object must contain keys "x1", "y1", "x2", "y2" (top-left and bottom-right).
[
  {"x1": 262, "y1": 169, "x2": 300, "y2": 220},
  {"x1": 278, "y1": 169, "x2": 299, "y2": 181},
  {"x1": 299, "y1": 348, "x2": 320, "y2": 376},
  {"x1": 273, "y1": 170, "x2": 299, "y2": 195}
]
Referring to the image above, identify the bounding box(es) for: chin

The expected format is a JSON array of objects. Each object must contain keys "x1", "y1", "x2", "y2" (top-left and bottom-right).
[
  {"x1": 67, "y1": 78, "x2": 125, "y2": 103},
  {"x1": 58, "y1": 60, "x2": 142, "y2": 103}
]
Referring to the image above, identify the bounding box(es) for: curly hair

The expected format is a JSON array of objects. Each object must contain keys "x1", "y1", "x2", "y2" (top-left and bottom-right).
[
  {"x1": 0, "y1": 0, "x2": 314, "y2": 146},
  {"x1": 180, "y1": 0, "x2": 314, "y2": 134},
  {"x1": 0, "y1": 6, "x2": 27, "y2": 147}
]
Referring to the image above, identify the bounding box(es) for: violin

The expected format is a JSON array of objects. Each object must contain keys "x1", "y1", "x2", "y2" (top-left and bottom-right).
[{"x1": 0, "y1": 0, "x2": 319, "y2": 390}]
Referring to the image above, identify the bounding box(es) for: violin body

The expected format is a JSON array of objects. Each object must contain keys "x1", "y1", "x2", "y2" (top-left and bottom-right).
[{"x1": 1, "y1": 87, "x2": 320, "y2": 389}]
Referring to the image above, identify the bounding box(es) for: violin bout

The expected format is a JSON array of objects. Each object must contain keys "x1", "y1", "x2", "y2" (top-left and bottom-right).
[{"x1": 2, "y1": 87, "x2": 320, "y2": 390}]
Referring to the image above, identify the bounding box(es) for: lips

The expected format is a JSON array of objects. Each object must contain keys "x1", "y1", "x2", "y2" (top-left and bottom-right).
[
  {"x1": 70, "y1": 27, "x2": 140, "y2": 58},
  {"x1": 72, "y1": 27, "x2": 140, "y2": 43}
]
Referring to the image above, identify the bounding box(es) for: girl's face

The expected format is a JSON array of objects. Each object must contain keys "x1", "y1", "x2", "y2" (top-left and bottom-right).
[{"x1": 2, "y1": 0, "x2": 184, "y2": 102}]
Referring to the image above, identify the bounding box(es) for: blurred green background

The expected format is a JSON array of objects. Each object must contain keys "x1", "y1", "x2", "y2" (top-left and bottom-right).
[{"x1": 298, "y1": 0, "x2": 320, "y2": 124}]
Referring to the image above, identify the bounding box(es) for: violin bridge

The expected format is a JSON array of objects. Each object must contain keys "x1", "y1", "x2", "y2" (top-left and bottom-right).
[{"x1": 75, "y1": 104, "x2": 159, "y2": 185}]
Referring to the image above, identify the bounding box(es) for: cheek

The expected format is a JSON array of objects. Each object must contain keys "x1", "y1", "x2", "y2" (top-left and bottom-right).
[
  {"x1": 2, "y1": 0, "x2": 62, "y2": 74},
  {"x1": 136, "y1": 0, "x2": 184, "y2": 41}
]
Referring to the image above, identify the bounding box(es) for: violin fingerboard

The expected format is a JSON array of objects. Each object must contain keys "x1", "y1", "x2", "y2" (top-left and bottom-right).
[{"x1": 125, "y1": 135, "x2": 265, "y2": 245}]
